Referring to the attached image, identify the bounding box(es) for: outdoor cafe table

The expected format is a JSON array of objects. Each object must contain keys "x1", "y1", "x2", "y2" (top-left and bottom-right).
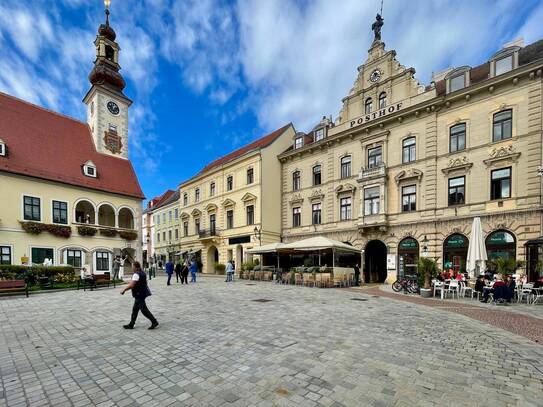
[{"x1": 532, "y1": 287, "x2": 543, "y2": 304}]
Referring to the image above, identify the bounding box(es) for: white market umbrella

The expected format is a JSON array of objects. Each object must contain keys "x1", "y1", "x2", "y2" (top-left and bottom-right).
[{"x1": 466, "y1": 217, "x2": 488, "y2": 277}]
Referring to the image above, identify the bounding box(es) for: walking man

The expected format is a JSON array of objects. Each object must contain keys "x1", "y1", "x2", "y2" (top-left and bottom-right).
[
  {"x1": 190, "y1": 260, "x2": 198, "y2": 283},
  {"x1": 165, "y1": 259, "x2": 174, "y2": 286},
  {"x1": 121, "y1": 261, "x2": 158, "y2": 330},
  {"x1": 175, "y1": 261, "x2": 182, "y2": 283},
  {"x1": 225, "y1": 260, "x2": 234, "y2": 282}
]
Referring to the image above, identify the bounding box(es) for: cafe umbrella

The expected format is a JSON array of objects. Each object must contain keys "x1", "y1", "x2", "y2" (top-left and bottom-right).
[{"x1": 466, "y1": 217, "x2": 487, "y2": 278}]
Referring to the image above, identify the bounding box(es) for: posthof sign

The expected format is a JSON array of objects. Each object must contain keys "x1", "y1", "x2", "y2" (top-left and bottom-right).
[{"x1": 350, "y1": 102, "x2": 403, "y2": 128}]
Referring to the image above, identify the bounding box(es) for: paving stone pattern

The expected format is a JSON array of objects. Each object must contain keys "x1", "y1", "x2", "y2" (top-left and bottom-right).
[{"x1": 1, "y1": 277, "x2": 543, "y2": 407}]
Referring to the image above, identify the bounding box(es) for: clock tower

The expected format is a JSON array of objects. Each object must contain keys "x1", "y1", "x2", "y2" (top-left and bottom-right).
[{"x1": 83, "y1": 1, "x2": 132, "y2": 159}]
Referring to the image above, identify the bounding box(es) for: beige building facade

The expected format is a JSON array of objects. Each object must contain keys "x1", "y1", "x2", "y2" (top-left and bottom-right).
[
  {"x1": 153, "y1": 191, "x2": 181, "y2": 263},
  {"x1": 176, "y1": 124, "x2": 295, "y2": 273},
  {"x1": 280, "y1": 29, "x2": 543, "y2": 283}
]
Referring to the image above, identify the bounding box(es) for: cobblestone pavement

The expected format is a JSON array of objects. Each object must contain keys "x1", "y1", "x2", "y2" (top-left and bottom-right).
[{"x1": 1, "y1": 277, "x2": 543, "y2": 407}]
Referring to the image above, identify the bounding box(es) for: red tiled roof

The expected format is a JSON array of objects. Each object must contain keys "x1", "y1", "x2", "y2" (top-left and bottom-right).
[
  {"x1": 0, "y1": 92, "x2": 144, "y2": 199},
  {"x1": 195, "y1": 123, "x2": 292, "y2": 177},
  {"x1": 145, "y1": 189, "x2": 175, "y2": 211}
]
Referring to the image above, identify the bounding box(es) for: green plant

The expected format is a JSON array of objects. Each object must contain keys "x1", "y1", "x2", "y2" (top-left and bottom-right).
[
  {"x1": 78, "y1": 226, "x2": 98, "y2": 236},
  {"x1": 242, "y1": 261, "x2": 255, "y2": 271},
  {"x1": 492, "y1": 257, "x2": 524, "y2": 280},
  {"x1": 417, "y1": 257, "x2": 439, "y2": 289},
  {"x1": 19, "y1": 221, "x2": 44, "y2": 234},
  {"x1": 0, "y1": 265, "x2": 76, "y2": 285},
  {"x1": 215, "y1": 263, "x2": 226, "y2": 275},
  {"x1": 119, "y1": 230, "x2": 138, "y2": 240},
  {"x1": 254, "y1": 258, "x2": 260, "y2": 266},
  {"x1": 100, "y1": 228, "x2": 118, "y2": 237}
]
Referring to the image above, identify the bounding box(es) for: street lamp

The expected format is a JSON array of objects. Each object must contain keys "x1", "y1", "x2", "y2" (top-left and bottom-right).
[
  {"x1": 253, "y1": 226, "x2": 262, "y2": 245},
  {"x1": 422, "y1": 235, "x2": 429, "y2": 257}
]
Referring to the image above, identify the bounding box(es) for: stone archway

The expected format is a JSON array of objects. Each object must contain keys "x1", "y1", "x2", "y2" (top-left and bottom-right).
[
  {"x1": 207, "y1": 246, "x2": 219, "y2": 273},
  {"x1": 364, "y1": 240, "x2": 387, "y2": 283}
]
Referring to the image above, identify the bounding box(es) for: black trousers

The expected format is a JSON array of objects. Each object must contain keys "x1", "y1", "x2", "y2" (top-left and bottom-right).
[
  {"x1": 130, "y1": 297, "x2": 157, "y2": 325},
  {"x1": 181, "y1": 270, "x2": 189, "y2": 284},
  {"x1": 175, "y1": 270, "x2": 182, "y2": 282}
]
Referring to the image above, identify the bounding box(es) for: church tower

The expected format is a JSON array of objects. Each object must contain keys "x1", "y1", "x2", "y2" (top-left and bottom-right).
[{"x1": 83, "y1": 0, "x2": 132, "y2": 159}]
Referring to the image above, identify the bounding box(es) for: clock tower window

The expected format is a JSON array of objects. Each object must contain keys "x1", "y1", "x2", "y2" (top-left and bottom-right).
[{"x1": 365, "y1": 98, "x2": 373, "y2": 114}]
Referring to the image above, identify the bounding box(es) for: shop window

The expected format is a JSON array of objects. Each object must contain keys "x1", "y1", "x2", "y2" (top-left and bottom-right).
[
  {"x1": 398, "y1": 238, "x2": 419, "y2": 279},
  {"x1": 443, "y1": 234, "x2": 468, "y2": 275},
  {"x1": 493, "y1": 110, "x2": 512, "y2": 142},
  {"x1": 450, "y1": 123, "x2": 466, "y2": 152},
  {"x1": 486, "y1": 230, "x2": 516, "y2": 261},
  {"x1": 491, "y1": 167, "x2": 511, "y2": 200},
  {"x1": 31, "y1": 247, "x2": 53, "y2": 265}
]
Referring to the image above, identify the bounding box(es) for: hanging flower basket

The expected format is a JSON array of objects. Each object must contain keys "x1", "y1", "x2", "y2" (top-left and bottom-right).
[
  {"x1": 45, "y1": 224, "x2": 72, "y2": 238},
  {"x1": 20, "y1": 221, "x2": 44, "y2": 235},
  {"x1": 119, "y1": 230, "x2": 138, "y2": 241},
  {"x1": 78, "y1": 226, "x2": 98, "y2": 236},
  {"x1": 100, "y1": 228, "x2": 118, "y2": 237},
  {"x1": 19, "y1": 222, "x2": 71, "y2": 238}
]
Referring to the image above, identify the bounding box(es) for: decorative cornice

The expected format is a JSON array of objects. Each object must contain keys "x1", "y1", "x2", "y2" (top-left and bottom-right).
[
  {"x1": 191, "y1": 208, "x2": 201, "y2": 217},
  {"x1": 221, "y1": 198, "x2": 236, "y2": 208},
  {"x1": 335, "y1": 183, "x2": 357, "y2": 196},
  {"x1": 308, "y1": 189, "x2": 325, "y2": 202},
  {"x1": 441, "y1": 156, "x2": 473, "y2": 175},
  {"x1": 483, "y1": 144, "x2": 521, "y2": 166},
  {"x1": 205, "y1": 203, "x2": 218, "y2": 212},
  {"x1": 395, "y1": 168, "x2": 423, "y2": 184},
  {"x1": 289, "y1": 193, "x2": 304, "y2": 205},
  {"x1": 241, "y1": 192, "x2": 257, "y2": 203}
]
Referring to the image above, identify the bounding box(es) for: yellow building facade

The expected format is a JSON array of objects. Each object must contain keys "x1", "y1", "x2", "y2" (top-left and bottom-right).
[
  {"x1": 280, "y1": 32, "x2": 543, "y2": 283},
  {"x1": 153, "y1": 191, "x2": 181, "y2": 263}
]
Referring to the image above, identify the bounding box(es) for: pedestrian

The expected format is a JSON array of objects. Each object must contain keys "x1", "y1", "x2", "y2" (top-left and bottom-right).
[
  {"x1": 354, "y1": 264, "x2": 360, "y2": 286},
  {"x1": 190, "y1": 260, "x2": 198, "y2": 283},
  {"x1": 225, "y1": 260, "x2": 234, "y2": 282},
  {"x1": 121, "y1": 261, "x2": 159, "y2": 330},
  {"x1": 165, "y1": 259, "x2": 174, "y2": 285},
  {"x1": 175, "y1": 261, "x2": 182, "y2": 283},
  {"x1": 113, "y1": 255, "x2": 121, "y2": 281},
  {"x1": 181, "y1": 258, "x2": 189, "y2": 284}
]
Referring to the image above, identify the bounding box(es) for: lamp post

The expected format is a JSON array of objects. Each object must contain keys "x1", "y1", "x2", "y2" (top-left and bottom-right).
[
  {"x1": 253, "y1": 226, "x2": 262, "y2": 245},
  {"x1": 422, "y1": 235, "x2": 429, "y2": 258}
]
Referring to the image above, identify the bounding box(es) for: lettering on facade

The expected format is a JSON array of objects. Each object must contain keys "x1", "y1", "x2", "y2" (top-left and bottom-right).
[{"x1": 350, "y1": 102, "x2": 403, "y2": 128}]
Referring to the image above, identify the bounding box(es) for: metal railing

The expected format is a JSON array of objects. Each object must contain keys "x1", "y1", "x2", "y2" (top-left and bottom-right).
[
  {"x1": 358, "y1": 163, "x2": 387, "y2": 180},
  {"x1": 198, "y1": 228, "x2": 220, "y2": 238}
]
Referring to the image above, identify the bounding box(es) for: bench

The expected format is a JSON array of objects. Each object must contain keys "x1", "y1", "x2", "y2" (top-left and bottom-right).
[
  {"x1": 78, "y1": 273, "x2": 116, "y2": 291},
  {"x1": 0, "y1": 280, "x2": 29, "y2": 297}
]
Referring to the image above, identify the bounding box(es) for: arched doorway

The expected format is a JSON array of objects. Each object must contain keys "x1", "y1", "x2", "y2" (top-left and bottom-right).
[
  {"x1": 443, "y1": 234, "x2": 469, "y2": 274},
  {"x1": 207, "y1": 246, "x2": 219, "y2": 273},
  {"x1": 235, "y1": 245, "x2": 243, "y2": 271},
  {"x1": 398, "y1": 237, "x2": 419, "y2": 279},
  {"x1": 364, "y1": 240, "x2": 387, "y2": 283},
  {"x1": 486, "y1": 230, "x2": 516, "y2": 261}
]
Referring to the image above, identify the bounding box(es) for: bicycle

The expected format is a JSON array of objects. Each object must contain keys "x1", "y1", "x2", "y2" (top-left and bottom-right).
[{"x1": 392, "y1": 275, "x2": 420, "y2": 293}]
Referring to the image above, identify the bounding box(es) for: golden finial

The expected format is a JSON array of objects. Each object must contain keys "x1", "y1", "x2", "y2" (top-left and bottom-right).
[{"x1": 104, "y1": 0, "x2": 111, "y2": 25}]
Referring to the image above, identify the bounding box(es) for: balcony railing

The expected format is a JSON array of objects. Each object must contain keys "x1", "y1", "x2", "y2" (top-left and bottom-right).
[
  {"x1": 198, "y1": 228, "x2": 220, "y2": 239},
  {"x1": 358, "y1": 163, "x2": 387, "y2": 181}
]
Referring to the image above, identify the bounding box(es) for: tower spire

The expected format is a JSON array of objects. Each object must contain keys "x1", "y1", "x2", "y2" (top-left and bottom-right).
[{"x1": 105, "y1": 0, "x2": 111, "y2": 26}]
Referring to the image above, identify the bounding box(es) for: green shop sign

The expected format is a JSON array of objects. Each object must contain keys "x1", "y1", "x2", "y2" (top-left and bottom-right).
[
  {"x1": 445, "y1": 234, "x2": 467, "y2": 248},
  {"x1": 399, "y1": 238, "x2": 418, "y2": 249},
  {"x1": 487, "y1": 231, "x2": 514, "y2": 245}
]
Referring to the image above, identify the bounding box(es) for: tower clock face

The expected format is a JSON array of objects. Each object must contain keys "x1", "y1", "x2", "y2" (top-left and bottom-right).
[
  {"x1": 370, "y1": 69, "x2": 382, "y2": 83},
  {"x1": 107, "y1": 101, "x2": 120, "y2": 115}
]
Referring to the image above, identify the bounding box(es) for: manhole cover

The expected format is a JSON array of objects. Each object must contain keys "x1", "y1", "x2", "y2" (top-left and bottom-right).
[
  {"x1": 252, "y1": 299, "x2": 273, "y2": 303},
  {"x1": 350, "y1": 298, "x2": 368, "y2": 301}
]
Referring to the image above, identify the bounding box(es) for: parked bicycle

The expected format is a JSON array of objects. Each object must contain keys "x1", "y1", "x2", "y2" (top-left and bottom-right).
[{"x1": 392, "y1": 275, "x2": 420, "y2": 293}]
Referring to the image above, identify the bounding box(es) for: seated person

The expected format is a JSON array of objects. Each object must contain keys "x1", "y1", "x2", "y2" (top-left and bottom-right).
[
  {"x1": 505, "y1": 275, "x2": 516, "y2": 302},
  {"x1": 82, "y1": 266, "x2": 97, "y2": 289},
  {"x1": 481, "y1": 276, "x2": 507, "y2": 303},
  {"x1": 441, "y1": 270, "x2": 451, "y2": 281},
  {"x1": 474, "y1": 276, "x2": 485, "y2": 294},
  {"x1": 455, "y1": 271, "x2": 464, "y2": 281}
]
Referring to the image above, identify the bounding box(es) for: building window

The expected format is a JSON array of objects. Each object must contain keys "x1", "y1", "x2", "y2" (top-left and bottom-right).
[
  {"x1": 155, "y1": 215, "x2": 159, "y2": 225},
  {"x1": 365, "y1": 98, "x2": 373, "y2": 114},
  {"x1": 162, "y1": 231, "x2": 166, "y2": 241},
  {"x1": 312, "y1": 203, "x2": 322, "y2": 225},
  {"x1": 292, "y1": 207, "x2": 301, "y2": 227},
  {"x1": 183, "y1": 193, "x2": 188, "y2": 206},
  {"x1": 364, "y1": 187, "x2": 380, "y2": 215},
  {"x1": 294, "y1": 137, "x2": 303, "y2": 149},
  {"x1": 495, "y1": 55, "x2": 513, "y2": 76},
  {"x1": 23, "y1": 196, "x2": 41, "y2": 221},
  {"x1": 67, "y1": 250, "x2": 82, "y2": 268},
  {"x1": 491, "y1": 167, "x2": 511, "y2": 200},
  {"x1": 293, "y1": 171, "x2": 301, "y2": 190},
  {"x1": 157, "y1": 232, "x2": 160, "y2": 242},
  {"x1": 52, "y1": 200, "x2": 68, "y2": 224},
  {"x1": 96, "y1": 251, "x2": 110, "y2": 271},
  {"x1": 195, "y1": 219, "x2": 200, "y2": 233},
  {"x1": 195, "y1": 189, "x2": 200, "y2": 202},
  {"x1": 32, "y1": 248, "x2": 54, "y2": 265},
  {"x1": 450, "y1": 74, "x2": 465, "y2": 92},
  {"x1": 367, "y1": 146, "x2": 382, "y2": 168},
  {"x1": 448, "y1": 176, "x2": 465, "y2": 206},
  {"x1": 209, "y1": 214, "x2": 216, "y2": 234},
  {"x1": 83, "y1": 162, "x2": 97, "y2": 178},
  {"x1": 0, "y1": 246, "x2": 12, "y2": 265},
  {"x1": 0, "y1": 141, "x2": 6, "y2": 156},
  {"x1": 340, "y1": 156, "x2": 352, "y2": 179},
  {"x1": 493, "y1": 110, "x2": 512, "y2": 142},
  {"x1": 450, "y1": 123, "x2": 466, "y2": 152},
  {"x1": 168, "y1": 211, "x2": 172, "y2": 221},
  {"x1": 314, "y1": 128, "x2": 325, "y2": 142},
  {"x1": 183, "y1": 221, "x2": 188, "y2": 236},
  {"x1": 401, "y1": 185, "x2": 417, "y2": 212},
  {"x1": 210, "y1": 182, "x2": 216, "y2": 197},
  {"x1": 174, "y1": 208, "x2": 179, "y2": 219},
  {"x1": 340, "y1": 197, "x2": 352, "y2": 220},
  {"x1": 247, "y1": 168, "x2": 254, "y2": 184},
  {"x1": 227, "y1": 210, "x2": 234, "y2": 229},
  {"x1": 378, "y1": 92, "x2": 387, "y2": 109},
  {"x1": 227, "y1": 175, "x2": 233, "y2": 191},
  {"x1": 162, "y1": 213, "x2": 166, "y2": 223},
  {"x1": 168, "y1": 230, "x2": 172, "y2": 241},
  {"x1": 402, "y1": 137, "x2": 416, "y2": 163},
  {"x1": 175, "y1": 229, "x2": 179, "y2": 240},
  {"x1": 246, "y1": 205, "x2": 254, "y2": 225},
  {"x1": 312, "y1": 165, "x2": 321, "y2": 186}
]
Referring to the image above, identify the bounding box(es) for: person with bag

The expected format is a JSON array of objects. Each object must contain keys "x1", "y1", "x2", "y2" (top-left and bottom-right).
[
  {"x1": 175, "y1": 261, "x2": 182, "y2": 283},
  {"x1": 121, "y1": 261, "x2": 159, "y2": 330}
]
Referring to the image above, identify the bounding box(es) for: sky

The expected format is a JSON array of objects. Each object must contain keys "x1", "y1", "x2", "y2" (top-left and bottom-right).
[{"x1": 1, "y1": 0, "x2": 542, "y2": 202}]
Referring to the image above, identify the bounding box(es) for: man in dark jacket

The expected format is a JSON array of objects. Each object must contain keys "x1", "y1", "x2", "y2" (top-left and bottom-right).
[
  {"x1": 165, "y1": 260, "x2": 174, "y2": 285},
  {"x1": 121, "y1": 261, "x2": 159, "y2": 330},
  {"x1": 175, "y1": 262, "x2": 182, "y2": 283}
]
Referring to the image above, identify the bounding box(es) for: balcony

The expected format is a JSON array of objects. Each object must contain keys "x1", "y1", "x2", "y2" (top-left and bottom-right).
[
  {"x1": 198, "y1": 228, "x2": 221, "y2": 240},
  {"x1": 358, "y1": 163, "x2": 387, "y2": 183},
  {"x1": 358, "y1": 213, "x2": 388, "y2": 233}
]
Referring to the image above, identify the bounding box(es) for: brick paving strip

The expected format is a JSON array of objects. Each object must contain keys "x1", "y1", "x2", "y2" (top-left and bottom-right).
[{"x1": 348, "y1": 286, "x2": 543, "y2": 345}]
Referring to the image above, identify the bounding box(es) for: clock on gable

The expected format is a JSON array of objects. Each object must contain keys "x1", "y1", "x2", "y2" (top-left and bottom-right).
[{"x1": 369, "y1": 69, "x2": 382, "y2": 83}]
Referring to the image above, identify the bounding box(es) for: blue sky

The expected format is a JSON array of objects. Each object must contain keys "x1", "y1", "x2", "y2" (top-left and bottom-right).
[{"x1": 1, "y1": 0, "x2": 542, "y2": 201}]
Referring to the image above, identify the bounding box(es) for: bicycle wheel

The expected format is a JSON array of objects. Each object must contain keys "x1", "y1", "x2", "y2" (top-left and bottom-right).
[
  {"x1": 391, "y1": 280, "x2": 403, "y2": 292},
  {"x1": 408, "y1": 280, "x2": 420, "y2": 293}
]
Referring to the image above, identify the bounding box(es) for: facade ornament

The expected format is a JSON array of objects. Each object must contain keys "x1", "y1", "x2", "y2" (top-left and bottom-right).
[
  {"x1": 335, "y1": 183, "x2": 357, "y2": 196},
  {"x1": 309, "y1": 189, "x2": 325, "y2": 202},
  {"x1": 484, "y1": 145, "x2": 520, "y2": 166},
  {"x1": 371, "y1": 13, "x2": 384, "y2": 42},
  {"x1": 241, "y1": 192, "x2": 257, "y2": 203},
  {"x1": 289, "y1": 193, "x2": 304, "y2": 205},
  {"x1": 394, "y1": 168, "x2": 423, "y2": 185},
  {"x1": 441, "y1": 156, "x2": 473, "y2": 175}
]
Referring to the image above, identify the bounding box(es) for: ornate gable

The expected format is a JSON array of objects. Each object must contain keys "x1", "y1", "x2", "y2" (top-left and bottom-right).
[{"x1": 241, "y1": 192, "x2": 257, "y2": 203}]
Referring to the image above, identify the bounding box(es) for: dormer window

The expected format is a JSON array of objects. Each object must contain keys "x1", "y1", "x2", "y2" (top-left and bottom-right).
[
  {"x1": 495, "y1": 55, "x2": 513, "y2": 75},
  {"x1": 490, "y1": 46, "x2": 520, "y2": 77},
  {"x1": 83, "y1": 161, "x2": 97, "y2": 178},
  {"x1": 294, "y1": 137, "x2": 303, "y2": 149},
  {"x1": 314, "y1": 128, "x2": 325, "y2": 142},
  {"x1": 445, "y1": 66, "x2": 470, "y2": 93},
  {"x1": 0, "y1": 140, "x2": 6, "y2": 157}
]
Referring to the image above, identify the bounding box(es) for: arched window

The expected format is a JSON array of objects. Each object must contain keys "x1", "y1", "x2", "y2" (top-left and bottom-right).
[
  {"x1": 340, "y1": 156, "x2": 352, "y2": 178},
  {"x1": 398, "y1": 238, "x2": 419, "y2": 278},
  {"x1": 486, "y1": 230, "x2": 516, "y2": 262},
  {"x1": 98, "y1": 204, "x2": 115, "y2": 227},
  {"x1": 402, "y1": 137, "x2": 416, "y2": 163},
  {"x1": 450, "y1": 123, "x2": 466, "y2": 152},
  {"x1": 365, "y1": 98, "x2": 373, "y2": 114},
  {"x1": 443, "y1": 234, "x2": 469, "y2": 274},
  {"x1": 75, "y1": 200, "x2": 96, "y2": 224},
  {"x1": 312, "y1": 165, "x2": 321, "y2": 185},
  {"x1": 292, "y1": 171, "x2": 301, "y2": 190},
  {"x1": 493, "y1": 109, "x2": 512, "y2": 141},
  {"x1": 118, "y1": 207, "x2": 135, "y2": 229},
  {"x1": 378, "y1": 92, "x2": 387, "y2": 109},
  {"x1": 105, "y1": 45, "x2": 115, "y2": 61}
]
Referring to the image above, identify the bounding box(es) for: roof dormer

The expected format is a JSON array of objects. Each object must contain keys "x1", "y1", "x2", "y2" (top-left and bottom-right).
[
  {"x1": 445, "y1": 66, "x2": 471, "y2": 93},
  {"x1": 0, "y1": 139, "x2": 6, "y2": 157},
  {"x1": 83, "y1": 160, "x2": 97, "y2": 178},
  {"x1": 489, "y1": 45, "x2": 521, "y2": 77},
  {"x1": 294, "y1": 132, "x2": 304, "y2": 149}
]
